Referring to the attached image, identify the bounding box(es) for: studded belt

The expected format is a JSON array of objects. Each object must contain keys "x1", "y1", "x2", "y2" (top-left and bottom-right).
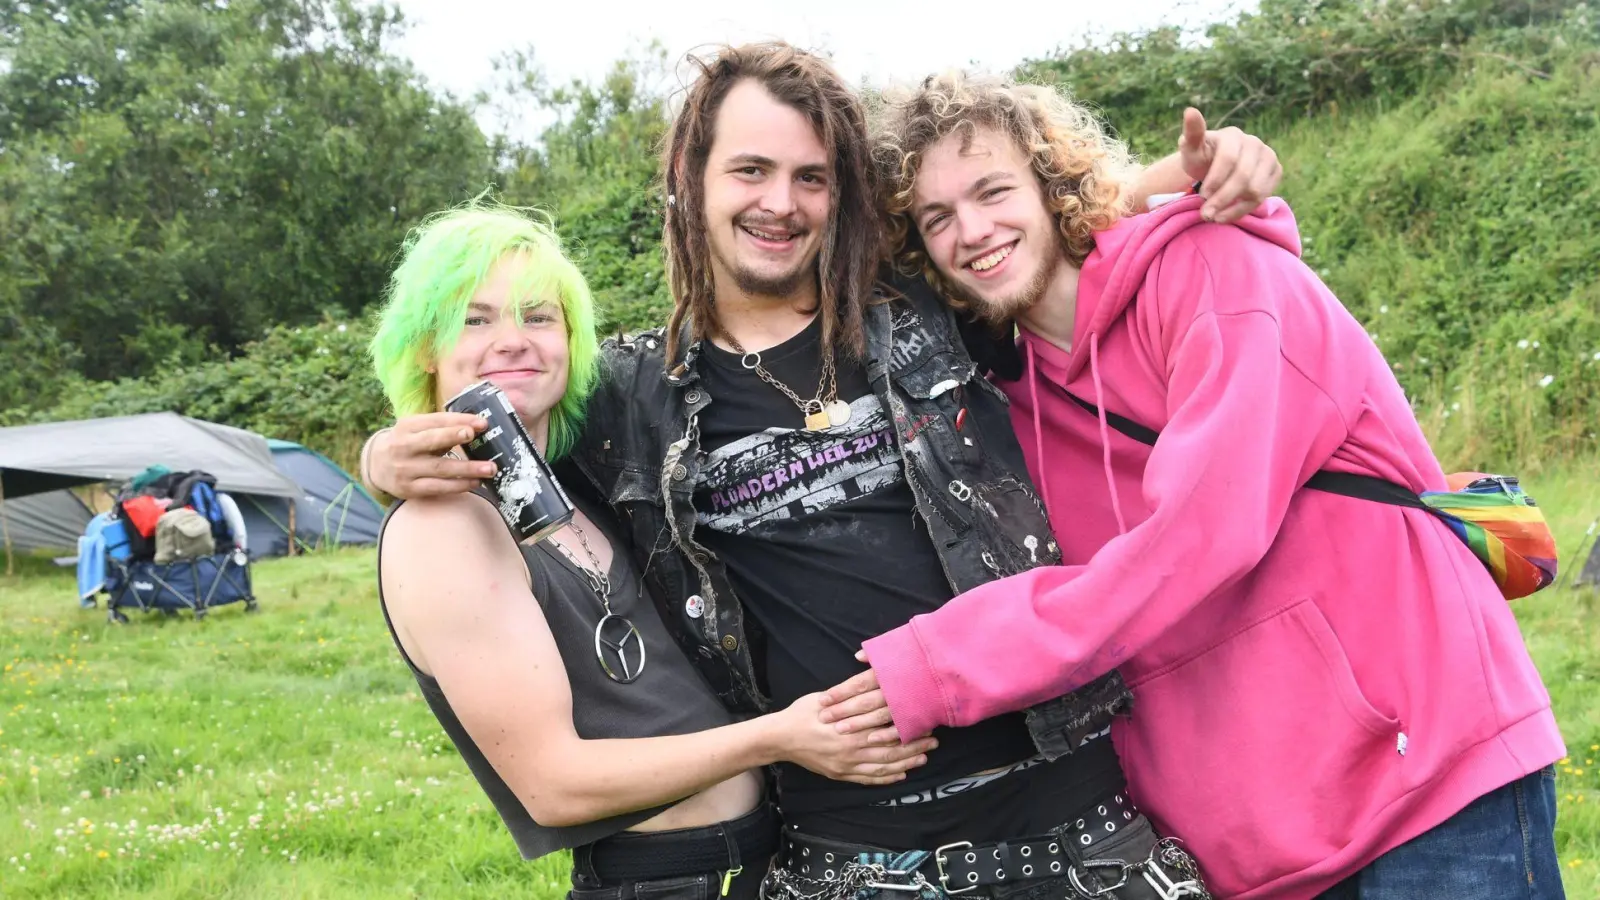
[{"x1": 765, "y1": 793, "x2": 1210, "y2": 900}]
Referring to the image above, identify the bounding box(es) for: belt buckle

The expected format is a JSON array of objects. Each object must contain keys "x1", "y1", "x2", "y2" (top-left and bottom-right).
[
  {"x1": 934, "y1": 841, "x2": 978, "y2": 895},
  {"x1": 865, "y1": 866, "x2": 929, "y2": 893},
  {"x1": 1067, "y1": 863, "x2": 1129, "y2": 898}
]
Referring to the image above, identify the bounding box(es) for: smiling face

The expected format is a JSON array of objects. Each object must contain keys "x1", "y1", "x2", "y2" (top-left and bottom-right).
[
  {"x1": 431, "y1": 254, "x2": 569, "y2": 439},
  {"x1": 910, "y1": 126, "x2": 1065, "y2": 323},
  {"x1": 701, "y1": 79, "x2": 832, "y2": 301}
]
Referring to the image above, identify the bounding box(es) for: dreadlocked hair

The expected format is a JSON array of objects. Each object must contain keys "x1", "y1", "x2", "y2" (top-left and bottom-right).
[{"x1": 660, "y1": 42, "x2": 881, "y2": 366}]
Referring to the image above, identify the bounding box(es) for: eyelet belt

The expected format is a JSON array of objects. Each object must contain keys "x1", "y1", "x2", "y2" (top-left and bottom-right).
[{"x1": 777, "y1": 794, "x2": 1136, "y2": 890}]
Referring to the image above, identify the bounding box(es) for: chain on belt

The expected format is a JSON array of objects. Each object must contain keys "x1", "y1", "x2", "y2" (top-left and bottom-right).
[{"x1": 760, "y1": 838, "x2": 1210, "y2": 900}]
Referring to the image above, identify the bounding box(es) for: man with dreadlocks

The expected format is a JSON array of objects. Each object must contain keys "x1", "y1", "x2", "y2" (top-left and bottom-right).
[{"x1": 364, "y1": 43, "x2": 1282, "y2": 898}]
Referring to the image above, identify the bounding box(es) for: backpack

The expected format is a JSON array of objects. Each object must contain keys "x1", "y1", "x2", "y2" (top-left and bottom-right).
[
  {"x1": 184, "y1": 479, "x2": 230, "y2": 544},
  {"x1": 110, "y1": 469, "x2": 229, "y2": 561},
  {"x1": 150, "y1": 470, "x2": 230, "y2": 545},
  {"x1": 155, "y1": 508, "x2": 216, "y2": 564},
  {"x1": 1062, "y1": 392, "x2": 1559, "y2": 600},
  {"x1": 113, "y1": 495, "x2": 165, "y2": 560}
]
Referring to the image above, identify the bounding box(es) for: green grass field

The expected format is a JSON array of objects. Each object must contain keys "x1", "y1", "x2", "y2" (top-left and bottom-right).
[{"x1": 2, "y1": 467, "x2": 1598, "y2": 899}]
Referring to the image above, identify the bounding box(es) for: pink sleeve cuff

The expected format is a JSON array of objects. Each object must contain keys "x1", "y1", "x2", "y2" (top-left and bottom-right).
[{"x1": 862, "y1": 621, "x2": 952, "y2": 742}]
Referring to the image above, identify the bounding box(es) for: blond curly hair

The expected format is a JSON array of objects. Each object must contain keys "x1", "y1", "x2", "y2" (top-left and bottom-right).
[{"x1": 872, "y1": 71, "x2": 1139, "y2": 303}]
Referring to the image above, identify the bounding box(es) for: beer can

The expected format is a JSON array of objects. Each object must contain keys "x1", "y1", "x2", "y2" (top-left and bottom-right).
[{"x1": 443, "y1": 380, "x2": 574, "y2": 544}]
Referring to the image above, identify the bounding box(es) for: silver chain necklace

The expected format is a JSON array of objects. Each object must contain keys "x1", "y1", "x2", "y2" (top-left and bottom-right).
[
  {"x1": 558, "y1": 517, "x2": 646, "y2": 684},
  {"x1": 720, "y1": 327, "x2": 850, "y2": 431}
]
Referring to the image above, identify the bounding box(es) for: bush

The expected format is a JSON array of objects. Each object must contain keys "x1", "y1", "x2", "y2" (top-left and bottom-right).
[
  {"x1": 1020, "y1": 0, "x2": 1585, "y2": 154},
  {"x1": 1254, "y1": 10, "x2": 1600, "y2": 469},
  {"x1": 6, "y1": 319, "x2": 385, "y2": 470}
]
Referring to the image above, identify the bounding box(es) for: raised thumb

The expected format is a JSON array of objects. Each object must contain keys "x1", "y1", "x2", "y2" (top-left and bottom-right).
[{"x1": 1181, "y1": 107, "x2": 1207, "y2": 152}]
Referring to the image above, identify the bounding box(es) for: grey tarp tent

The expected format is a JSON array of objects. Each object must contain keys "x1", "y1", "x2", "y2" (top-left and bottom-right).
[
  {"x1": 0, "y1": 413, "x2": 301, "y2": 501},
  {"x1": 236, "y1": 440, "x2": 383, "y2": 557},
  {"x1": 0, "y1": 414, "x2": 302, "y2": 567},
  {"x1": 1, "y1": 490, "x2": 94, "y2": 552}
]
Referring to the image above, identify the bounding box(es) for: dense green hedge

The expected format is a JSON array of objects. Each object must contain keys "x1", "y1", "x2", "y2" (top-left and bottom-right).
[{"x1": 1269, "y1": 29, "x2": 1600, "y2": 471}]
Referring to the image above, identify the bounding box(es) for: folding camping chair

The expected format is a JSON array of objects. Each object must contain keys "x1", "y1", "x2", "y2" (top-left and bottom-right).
[{"x1": 104, "y1": 549, "x2": 258, "y2": 622}]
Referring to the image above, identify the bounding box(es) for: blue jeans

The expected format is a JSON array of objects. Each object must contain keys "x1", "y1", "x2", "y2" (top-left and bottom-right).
[{"x1": 1317, "y1": 767, "x2": 1564, "y2": 899}]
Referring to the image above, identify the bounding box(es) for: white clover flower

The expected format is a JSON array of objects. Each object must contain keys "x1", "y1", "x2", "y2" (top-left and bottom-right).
[
  {"x1": 1517, "y1": 339, "x2": 1530, "y2": 349},
  {"x1": 1538, "y1": 374, "x2": 1555, "y2": 388},
  {"x1": 1379, "y1": 304, "x2": 1389, "y2": 314}
]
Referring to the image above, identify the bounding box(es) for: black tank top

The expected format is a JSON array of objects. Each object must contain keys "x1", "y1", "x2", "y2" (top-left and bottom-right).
[{"x1": 376, "y1": 489, "x2": 736, "y2": 860}]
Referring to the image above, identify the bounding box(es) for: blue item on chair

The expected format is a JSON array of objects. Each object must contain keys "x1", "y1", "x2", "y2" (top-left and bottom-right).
[
  {"x1": 76, "y1": 514, "x2": 113, "y2": 606},
  {"x1": 102, "y1": 517, "x2": 134, "y2": 562}
]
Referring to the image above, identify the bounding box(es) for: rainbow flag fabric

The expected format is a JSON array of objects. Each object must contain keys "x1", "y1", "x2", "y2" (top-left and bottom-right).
[{"x1": 1421, "y1": 473, "x2": 1559, "y2": 600}]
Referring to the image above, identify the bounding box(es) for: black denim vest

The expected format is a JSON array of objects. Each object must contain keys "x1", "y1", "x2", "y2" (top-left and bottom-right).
[{"x1": 569, "y1": 273, "x2": 1131, "y2": 760}]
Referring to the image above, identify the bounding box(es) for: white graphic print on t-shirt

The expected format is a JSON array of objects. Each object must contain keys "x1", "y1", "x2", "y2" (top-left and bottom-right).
[{"x1": 696, "y1": 394, "x2": 902, "y2": 535}]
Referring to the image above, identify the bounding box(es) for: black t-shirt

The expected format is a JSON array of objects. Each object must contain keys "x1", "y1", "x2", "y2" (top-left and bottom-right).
[{"x1": 693, "y1": 314, "x2": 1038, "y2": 816}]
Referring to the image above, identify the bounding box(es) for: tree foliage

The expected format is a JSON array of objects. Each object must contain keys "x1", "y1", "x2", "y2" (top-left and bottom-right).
[
  {"x1": 1, "y1": 0, "x2": 491, "y2": 398},
  {"x1": 4, "y1": 0, "x2": 1596, "y2": 473},
  {"x1": 491, "y1": 47, "x2": 673, "y2": 334}
]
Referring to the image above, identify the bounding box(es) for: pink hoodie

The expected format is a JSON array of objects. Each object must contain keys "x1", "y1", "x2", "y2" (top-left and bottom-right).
[{"x1": 863, "y1": 196, "x2": 1565, "y2": 899}]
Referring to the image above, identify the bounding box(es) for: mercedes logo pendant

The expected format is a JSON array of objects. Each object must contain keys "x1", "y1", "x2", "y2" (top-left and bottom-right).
[{"x1": 593, "y1": 613, "x2": 646, "y2": 684}]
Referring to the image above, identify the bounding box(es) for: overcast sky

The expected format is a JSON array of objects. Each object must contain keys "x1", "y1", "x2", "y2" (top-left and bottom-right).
[{"x1": 389, "y1": 0, "x2": 1252, "y2": 137}]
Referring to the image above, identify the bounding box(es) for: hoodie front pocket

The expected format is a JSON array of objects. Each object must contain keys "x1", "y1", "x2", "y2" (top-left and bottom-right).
[{"x1": 1116, "y1": 598, "x2": 1401, "y2": 895}]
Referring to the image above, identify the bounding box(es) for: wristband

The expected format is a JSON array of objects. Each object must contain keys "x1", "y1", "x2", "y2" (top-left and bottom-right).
[{"x1": 362, "y1": 427, "x2": 397, "y2": 507}]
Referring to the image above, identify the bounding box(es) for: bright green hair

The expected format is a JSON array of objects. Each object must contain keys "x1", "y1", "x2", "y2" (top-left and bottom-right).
[{"x1": 370, "y1": 199, "x2": 599, "y2": 462}]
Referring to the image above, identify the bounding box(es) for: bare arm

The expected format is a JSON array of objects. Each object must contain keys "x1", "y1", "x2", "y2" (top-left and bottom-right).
[{"x1": 381, "y1": 496, "x2": 934, "y2": 827}]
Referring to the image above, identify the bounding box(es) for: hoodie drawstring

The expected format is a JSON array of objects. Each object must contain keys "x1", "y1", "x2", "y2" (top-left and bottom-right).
[
  {"x1": 1089, "y1": 334, "x2": 1130, "y2": 535},
  {"x1": 1026, "y1": 340, "x2": 1052, "y2": 517}
]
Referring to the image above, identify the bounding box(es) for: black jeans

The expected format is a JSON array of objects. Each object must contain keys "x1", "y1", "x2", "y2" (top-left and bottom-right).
[
  {"x1": 569, "y1": 803, "x2": 779, "y2": 900},
  {"x1": 569, "y1": 866, "x2": 768, "y2": 900}
]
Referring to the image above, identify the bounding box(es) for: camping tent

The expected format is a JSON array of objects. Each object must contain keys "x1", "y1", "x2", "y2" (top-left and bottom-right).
[
  {"x1": 0, "y1": 413, "x2": 301, "y2": 501},
  {"x1": 235, "y1": 440, "x2": 383, "y2": 557},
  {"x1": 0, "y1": 489, "x2": 94, "y2": 552},
  {"x1": 0, "y1": 414, "x2": 380, "y2": 563}
]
